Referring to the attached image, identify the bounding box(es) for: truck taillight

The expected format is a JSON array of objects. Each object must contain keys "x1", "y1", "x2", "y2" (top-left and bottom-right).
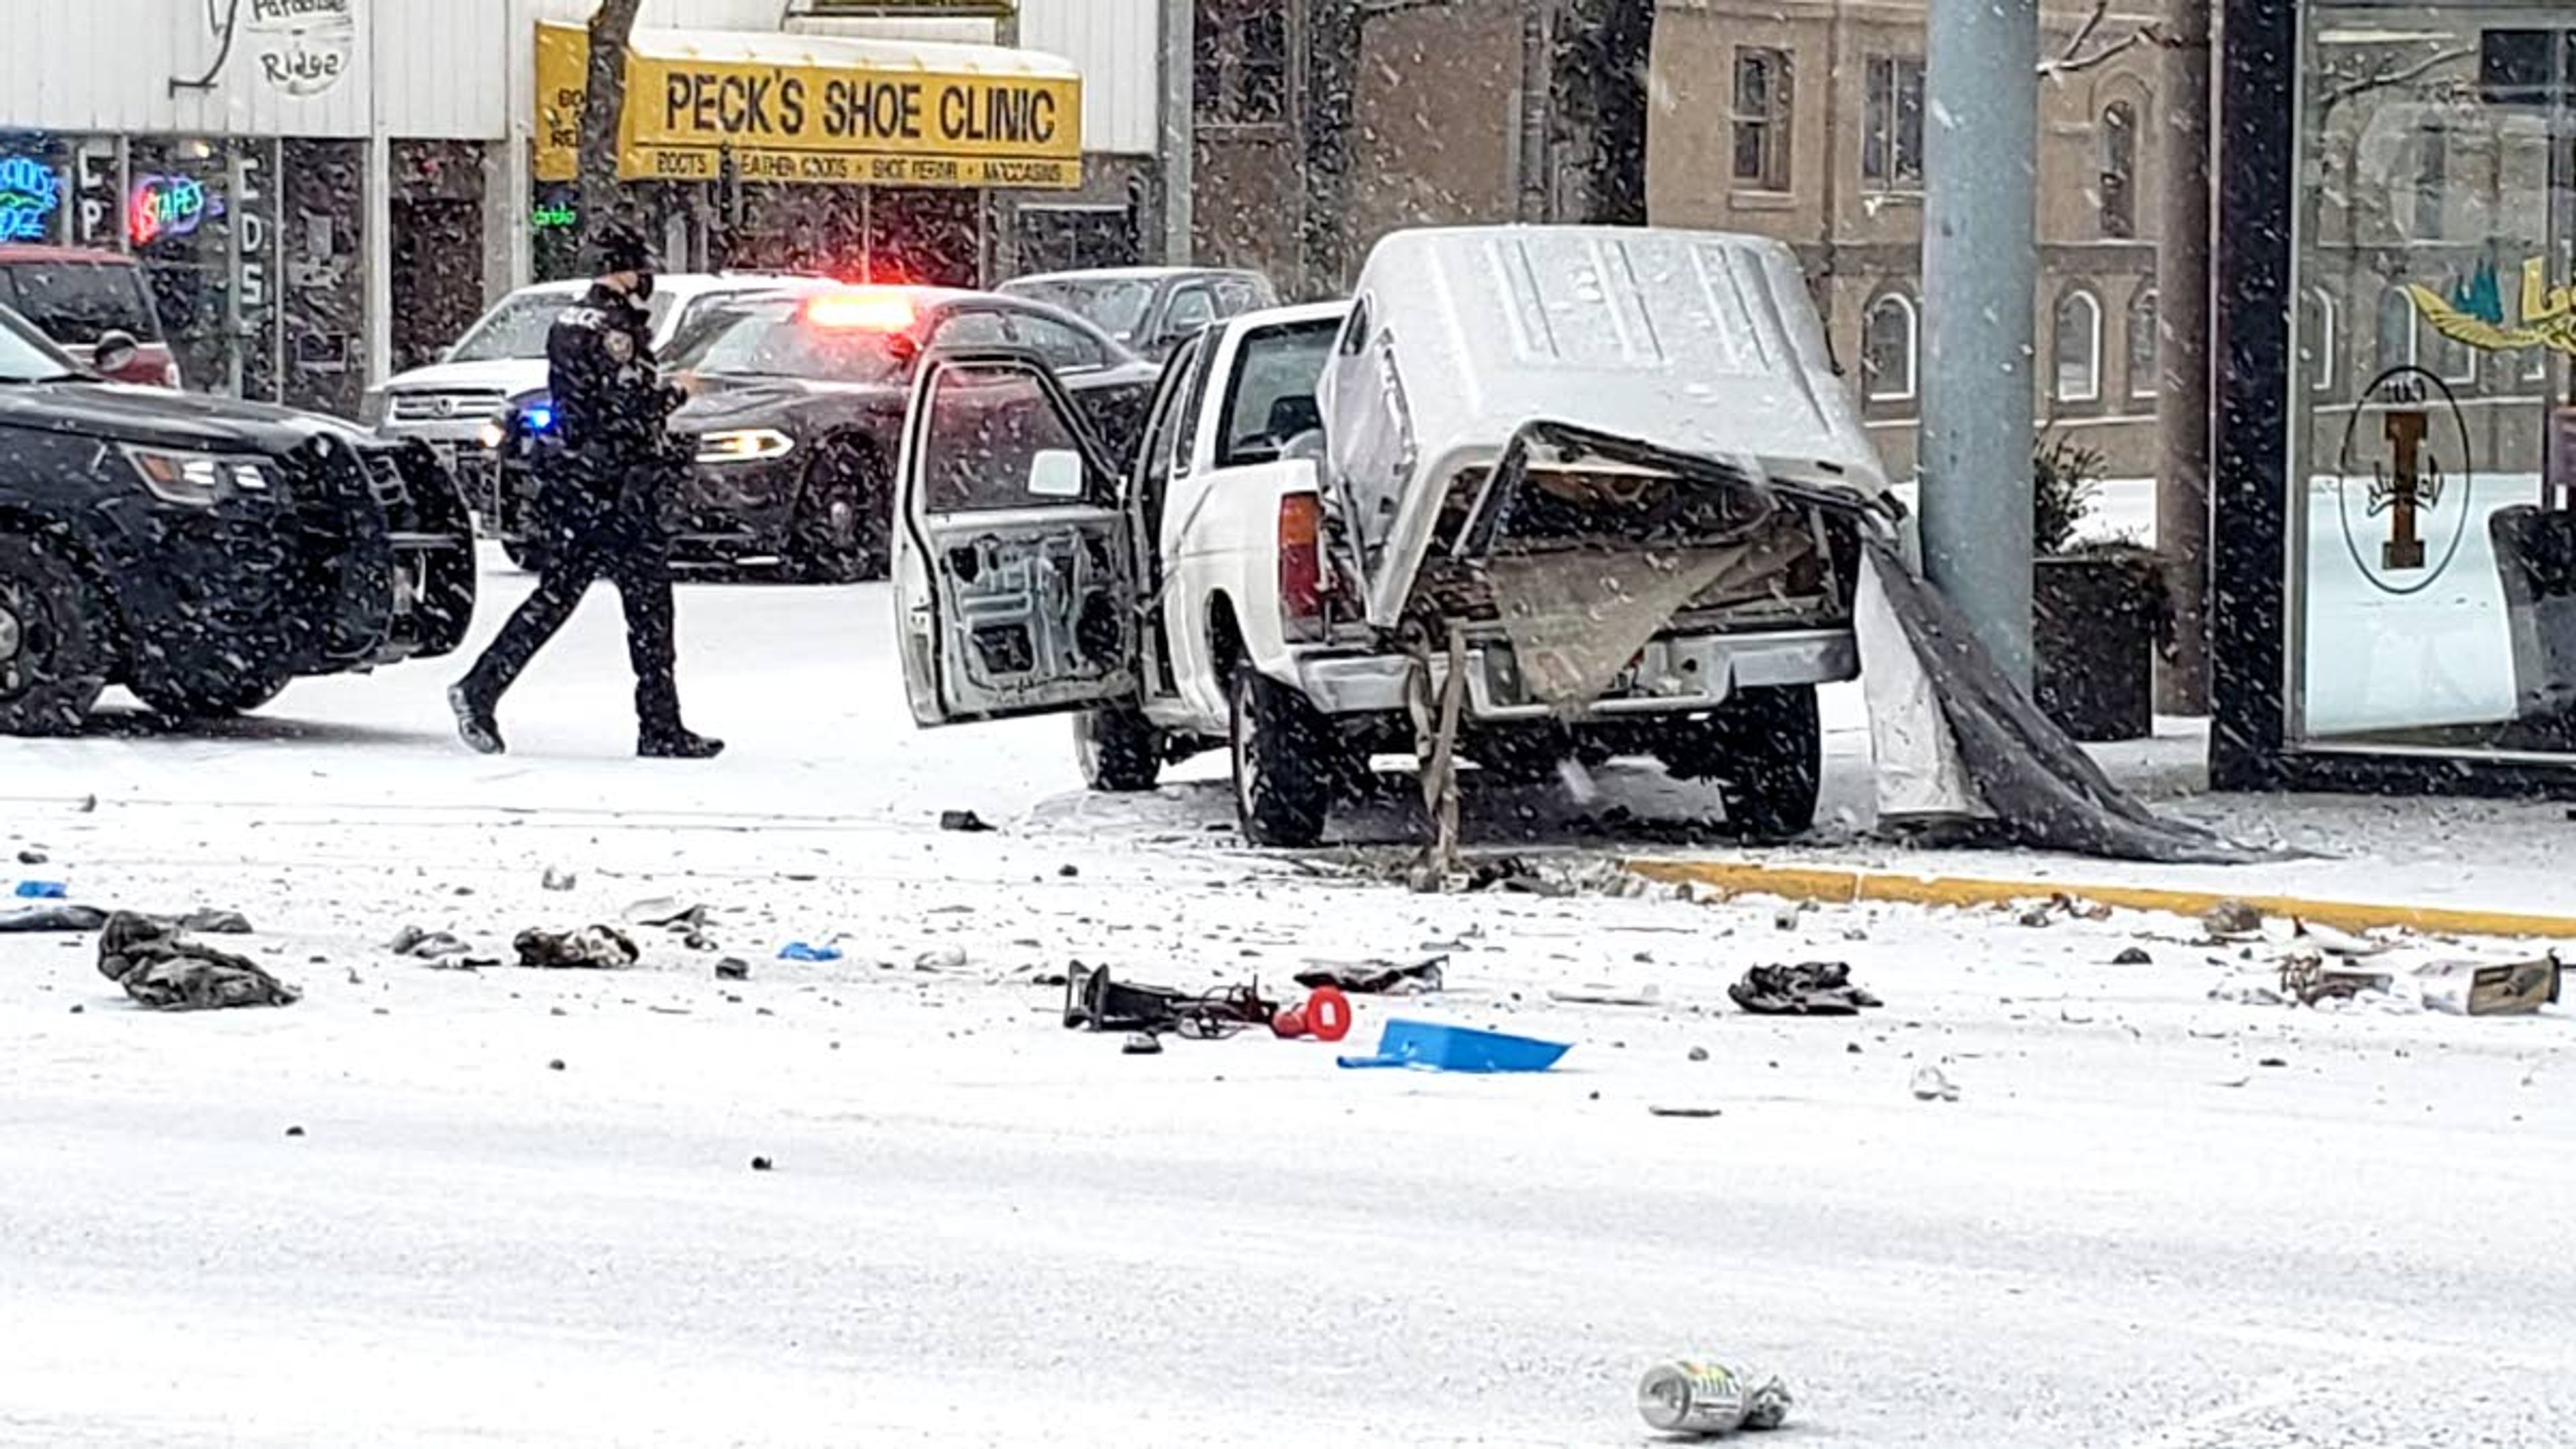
[{"x1": 1279, "y1": 492, "x2": 1324, "y2": 641}]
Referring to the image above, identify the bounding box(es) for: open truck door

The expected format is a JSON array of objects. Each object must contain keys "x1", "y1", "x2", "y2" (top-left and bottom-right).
[{"x1": 893, "y1": 348, "x2": 1142, "y2": 726}]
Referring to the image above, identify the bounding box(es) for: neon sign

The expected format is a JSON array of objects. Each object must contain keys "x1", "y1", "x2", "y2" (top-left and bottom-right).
[
  {"x1": 531, "y1": 202, "x2": 578, "y2": 230},
  {"x1": 0, "y1": 157, "x2": 60, "y2": 243},
  {"x1": 129, "y1": 173, "x2": 225, "y2": 247}
]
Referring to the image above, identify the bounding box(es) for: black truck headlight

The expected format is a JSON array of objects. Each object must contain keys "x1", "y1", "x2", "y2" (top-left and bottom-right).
[
  {"x1": 123, "y1": 446, "x2": 274, "y2": 507},
  {"x1": 694, "y1": 428, "x2": 796, "y2": 466}
]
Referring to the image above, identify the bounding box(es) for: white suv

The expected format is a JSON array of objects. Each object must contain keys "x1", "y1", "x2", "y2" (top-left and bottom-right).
[{"x1": 364, "y1": 272, "x2": 822, "y2": 523}]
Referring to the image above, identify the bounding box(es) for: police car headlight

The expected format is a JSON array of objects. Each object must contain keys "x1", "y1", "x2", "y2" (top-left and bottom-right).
[
  {"x1": 476, "y1": 418, "x2": 507, "y2": 451},
  {"x1": 695, "y1": 429, "x2": 796, "y2": 466},
  {"x1": 124, "y1": 446, "x2": 273, "y2": 506}
]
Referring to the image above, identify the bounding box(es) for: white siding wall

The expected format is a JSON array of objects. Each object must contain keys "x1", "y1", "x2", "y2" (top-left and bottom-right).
[{"x1": 1019, "y1": 0, "x2": 1159, "y2": 156}]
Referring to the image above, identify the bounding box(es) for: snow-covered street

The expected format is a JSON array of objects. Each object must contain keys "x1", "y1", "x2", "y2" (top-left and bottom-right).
[{"x1": 7, "y1": 555, "x2": 2576, "y2": 1447}]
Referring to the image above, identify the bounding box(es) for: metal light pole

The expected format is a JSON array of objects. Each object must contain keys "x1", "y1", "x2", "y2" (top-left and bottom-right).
[
  {"x1": 1161, "y1": 0, "x2": 1194, "y2": 263},
  {"x1": 1920, "y1": 0, "x2": 2041, "y2": 685}
]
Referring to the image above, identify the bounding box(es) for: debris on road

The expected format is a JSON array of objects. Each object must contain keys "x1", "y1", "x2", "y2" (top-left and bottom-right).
[
  {"x1": 2290, "y1": 917, "x2": 2390, "y2": 958},
  {"x1": 1063, "y1": 963, "x2": 1275, "y2": 1038},
  {"x1": 1121, "y1": 1031, "x2": 1164, "y2": 1056},
  {"x1": 389, "y1": 925, "x2": 474, "y2": 961},
  {"x1": 1293, "y1": 957, "x2": 1445, "y2": 996},
  {"x1": 1549, "y1": 983, "x2": 1662, "y2": 1007},
  {"x1": 714, "y1": 958, "x2": 751, "y2": 981},
  {"x1": 624, "y1": 898, "x2": 706, "y2": 930},
  {"x1": 96, "y1": 912, "x2": 301, "y2": 1010},
  {"x1": 914, "y1": 946, "x2": 969, "y2": 973},
  {"x1": 170, "y1": 909, "x2": 253, "y2": 935},
  {"x1": 2112, "y1": 946, "x2": 2153, "y2": 965},
  {"x1": 750, "y1": 1155, "x2": 774, "y2": 1171},
  {"x1": 17, "y1": 847, "x2": 48, "y2": 865},
  {"x1": 777, "y1": 942, "x2": 842, "y2": 963},
  {"x1": 2419, "y1": 955, "x2": 2561, "y2": 1017},
  {"x1": 1909, "y1": 1065, "x2": 1961, "y2": 1102},
  {"x1": 1636, "y1": 1360, "x2": 1792, "y2": 1436},
  {"x1": 1648, "y1": 1105, "x2": 1725, "y2": 1119},
  {"x1": 2202, "y1": 899, "x2": 2264, "y2": 937},
  {"x1": 1730, "y1": 963, "x2": 1882, "y2": 1016},
  {"x1": 1336, "y1": 1018, "x2": 1570, "y2": 1073},
  {"x1": 1268, "y1": 987, "x2": 1352, "y2": 1042},
  {"x1": 0, "y1": 904, "x2": 108, "y2": 933},
  {"x1": 13, "y1": 879, "x2": 67, "y2": 898},
  {"x1": 513, "y1": 925, "x2": 639, "y2": 970},
  {"x1": 938, "y1": 809, "x2": 993, "y2": 833},
  {"x1": 1688, "y1": 1045, "x2": 1711, "y2": 1062},
  {"x1": 541, "y1": 867, "x2": 578, "y2": 892}
]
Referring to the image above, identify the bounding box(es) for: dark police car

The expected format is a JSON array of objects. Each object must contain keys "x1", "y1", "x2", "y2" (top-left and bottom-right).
[
  {"x1": 0, "y1": 307, "x2": 475, "y2": 734},
  {"x1": 490, "y1": 286, "x2": 1159, "y2": 581}
]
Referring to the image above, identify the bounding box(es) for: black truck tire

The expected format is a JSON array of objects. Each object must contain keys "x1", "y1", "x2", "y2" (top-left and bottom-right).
[
  {"x1": 1230, "y1": 665, "x2": 1334, "y2": 847},
  {"x1": 0, "y1": 533, "x2": 108, "y2": 737},
  {"x1": 134, "y1": 668, "x2": 292, "y2": 720},
  {"x1": 1652, "y1": 683, "x2": 1823, "y2": 840},
  {"x1": 1074, "y1": 701, "x2": 1163, "y2": 793},
  {"x1": 790, "y1": 439, "x2": 885, "y2": 584}
]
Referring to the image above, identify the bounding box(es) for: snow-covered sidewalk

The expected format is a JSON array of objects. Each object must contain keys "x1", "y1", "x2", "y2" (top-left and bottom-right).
[{"x1": 5, "y1": 552, "x2": 2574, "y2": 1446}]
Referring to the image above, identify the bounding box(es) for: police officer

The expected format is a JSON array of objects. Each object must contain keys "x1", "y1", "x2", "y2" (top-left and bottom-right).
[{"x1": 448, "y1": 226, "x2": 723, "y2": 759}]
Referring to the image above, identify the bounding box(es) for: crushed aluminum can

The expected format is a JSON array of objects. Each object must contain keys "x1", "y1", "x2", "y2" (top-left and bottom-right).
[{"x1": 1636, "y1": 1360, "x2": 1792, "y2": 1436}]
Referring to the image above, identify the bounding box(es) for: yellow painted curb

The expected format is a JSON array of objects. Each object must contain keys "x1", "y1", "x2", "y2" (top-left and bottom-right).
[{"x1": 1621, "y1": 859, "x2": 2576, "y2": 942}]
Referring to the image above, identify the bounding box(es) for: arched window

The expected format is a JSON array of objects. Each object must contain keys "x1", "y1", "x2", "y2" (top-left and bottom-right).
[
  {"x1": 2376, "y1": 286, "x2": 2418, "y2": 373},
  {"x1": 2127, "y1": 286, "x2": 2158, "y2": 399},
  {"x1": 2299, "y1": 286, "x2": 2339, "y2": 395},
  {"x1": 2054, "y1": 287, "x2": 2102, "y2": 403},
  {"x1": 2100, "y1": 102, "x2": 2137, "y2": 238},
  {"x1": 1862, "y1": 292, "x2": 1919, "y2": 402}
]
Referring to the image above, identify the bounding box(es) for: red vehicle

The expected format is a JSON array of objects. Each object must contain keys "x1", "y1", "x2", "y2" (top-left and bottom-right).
[{"x1": 0, "y1": 246, "x2": 179, "y2": 388}]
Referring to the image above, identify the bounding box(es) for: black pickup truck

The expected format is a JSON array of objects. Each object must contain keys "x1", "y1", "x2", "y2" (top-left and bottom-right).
[{"x1": 0, "y1": 309, "x2": 476, "y2": 733}]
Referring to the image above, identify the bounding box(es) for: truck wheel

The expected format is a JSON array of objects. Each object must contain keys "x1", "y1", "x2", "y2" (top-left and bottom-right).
[
  {"x1": 1074, "y1": 701, "x2": 1163, "y2": 792},
  {"x1": 1230, "y1": 665, "x2": 1334, "y2": 847},
  {"x1": 135, "y1": 669, "x2": 291, "y2": 720},
  {"x1": 1652, "y1": 684, "x2": 1823, "y2": 840},
  {"x1": 790, "y1": 439, "x2": 882, "y2": 584},
  {"x1": 0, "y1": 534, "x2": 107, "y2": 736}
]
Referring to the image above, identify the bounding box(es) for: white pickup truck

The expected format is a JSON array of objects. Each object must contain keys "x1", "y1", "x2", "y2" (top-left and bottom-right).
[{"x1": 890, "y1": 225, "x2": 1900, "y2": 847}]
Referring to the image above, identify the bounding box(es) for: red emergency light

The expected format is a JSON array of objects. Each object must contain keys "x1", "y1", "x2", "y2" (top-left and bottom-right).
[{"x1": 804, "y1": 290, "x2": 916, "y2": 333}]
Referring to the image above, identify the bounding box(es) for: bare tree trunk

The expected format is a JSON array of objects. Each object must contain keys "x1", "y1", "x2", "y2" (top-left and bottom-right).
[
  {"x1": 578, "y1": 0, "x2": 647, "y2": 251},
  {"x1": 2155, "y1": 0, "x2": 2212, "y2": 714},
  {"x1": 1552, "y1": 0, "x2": 1656, "y2": 224}
]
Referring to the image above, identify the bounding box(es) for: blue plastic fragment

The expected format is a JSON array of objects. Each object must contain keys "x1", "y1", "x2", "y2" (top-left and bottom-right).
[
  {"x1": 777, "y1": 941, "x2": 842, "y2": 963},
  {"x1": 1336, "y1": 1018, "x2": 1571, "y2": 1073},
  {"x1": 13, "y1": 881, "x2": 66, "y2": 900}
]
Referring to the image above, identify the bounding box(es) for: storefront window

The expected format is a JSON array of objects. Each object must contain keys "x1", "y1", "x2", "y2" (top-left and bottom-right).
[{"x1": 2291, "y1": 5, "x2": 2576, "y2": 753}]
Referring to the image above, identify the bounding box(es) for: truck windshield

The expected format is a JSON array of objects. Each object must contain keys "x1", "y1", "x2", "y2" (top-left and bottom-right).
[
  {"x1": 1216, "y1": 319, "x2": 1340, "y2": 466},
  {"x1": 1004, "y1": 277, "x2": 1157, "y2": 343},
  {"x1": 448, "y1": 289, "x2": 676, "y2": 363},
  {"x1": 0, "y1": 261, "x2": 159, "y2": 346}
]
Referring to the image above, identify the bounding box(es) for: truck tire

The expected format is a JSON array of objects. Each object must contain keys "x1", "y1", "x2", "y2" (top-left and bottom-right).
[
  {"x1": 0, "y1": 534, "x2": 107, "y2": 737},
  {"x1": 1652, "y1": 684, "x2": 1822, "y2": 840},
  {"x1": 134, "y1": 668, "x2": 291, "y2": 720},
  {"x1": 1074, "y1": 701, "x2": 1163, "y2": 792},
  {"x1": 1230, "y1": 665, "x2": 1334, "y2": 847},
  {"x1": 790, "y1": 438, "x2": 884, "y2": 584}
]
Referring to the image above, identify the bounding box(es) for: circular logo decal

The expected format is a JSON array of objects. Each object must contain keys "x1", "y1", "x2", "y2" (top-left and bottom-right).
[{"x1": 2333, "y1": 365, "x2": 2476, "y2": 597}]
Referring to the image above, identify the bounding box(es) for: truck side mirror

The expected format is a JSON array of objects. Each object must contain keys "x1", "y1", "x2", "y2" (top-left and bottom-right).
[{"x1": 92, "y1": 329, "x2": 140, "y2": 376}]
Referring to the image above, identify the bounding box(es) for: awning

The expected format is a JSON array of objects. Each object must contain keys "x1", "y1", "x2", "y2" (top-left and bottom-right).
[{"x1": 533, "y1": 23, "x2": 1082, "y2": 191}]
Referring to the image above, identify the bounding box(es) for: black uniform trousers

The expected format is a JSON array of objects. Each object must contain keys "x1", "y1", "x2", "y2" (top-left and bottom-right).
[{"x1": 462, "y1": 456, "x2": 683, "y2": 737}]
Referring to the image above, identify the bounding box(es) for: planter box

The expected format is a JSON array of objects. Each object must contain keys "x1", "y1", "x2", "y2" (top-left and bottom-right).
[{"x1": 2033, "y1": 553, "x2": 2160, "y2": 743}]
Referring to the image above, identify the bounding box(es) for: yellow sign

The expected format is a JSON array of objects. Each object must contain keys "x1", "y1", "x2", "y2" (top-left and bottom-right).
[
  {"x1": 531, "y1": 22, "x2": 1081, "y2": 191},
  {"x1": 2408, "y1": 256, "x2": 2576, "y2": 356}
]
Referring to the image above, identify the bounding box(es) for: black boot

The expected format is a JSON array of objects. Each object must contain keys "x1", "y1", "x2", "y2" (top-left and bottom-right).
[
  {"x1": 448, "y1": 684, "x2": 504, "y2": 755},
  {"x1": 639, "y1": 729, "x2": 724, "y2": 760}
]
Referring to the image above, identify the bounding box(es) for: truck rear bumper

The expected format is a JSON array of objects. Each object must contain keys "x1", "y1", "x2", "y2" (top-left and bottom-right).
[{"x1": 1293, "y1": 628, "x2": 1856, "y2": 720}]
